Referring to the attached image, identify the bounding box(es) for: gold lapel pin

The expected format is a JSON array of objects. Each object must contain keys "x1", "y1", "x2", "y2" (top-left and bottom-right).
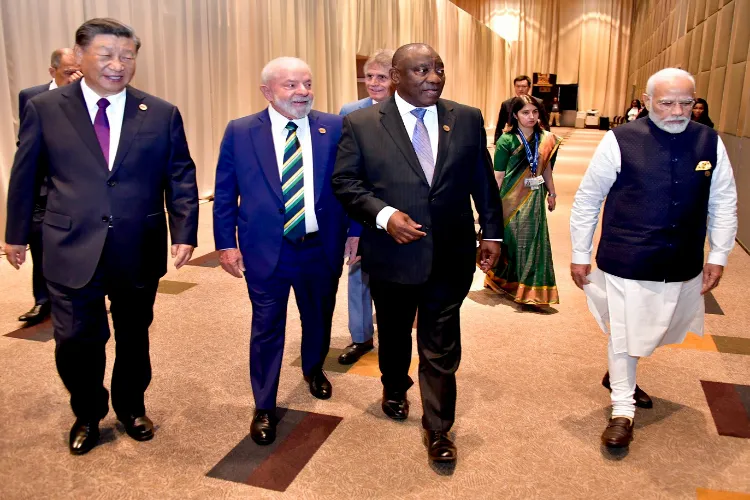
[
  {"x1": 319, "y1": 127, "x2": 326, "y2": 134},
  {"x1": 139, "y1": 103, "x2": 148, "y2": 111},
  {"x1": 443, "y1": 125, "x2": 450, "y2": 132}
]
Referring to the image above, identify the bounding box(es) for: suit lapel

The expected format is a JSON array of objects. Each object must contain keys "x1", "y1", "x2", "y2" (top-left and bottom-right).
[
  {"x1": 307, "y1": 111, "x2": 328, "y2": 206},
  {"x1": 250, "y1": 110, "x2": 284, "y2": 204},
  {"x1": 379, "y1": 98, "x2": 428, "y2": 185},
  {"x1": 431, "y1": 100, "x2": 456, "y2": 191},
  {"x1": 110, "y1": 87, "x2": 147, "y2": 178},
  {"x1": 59, "y1": 81, "x2": 108, "y2": 170}
]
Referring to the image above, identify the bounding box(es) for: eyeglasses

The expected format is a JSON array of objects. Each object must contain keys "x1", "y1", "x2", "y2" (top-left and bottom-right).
[{"x1": 647, "y1": 96, "x2": 696, "y2": 110}]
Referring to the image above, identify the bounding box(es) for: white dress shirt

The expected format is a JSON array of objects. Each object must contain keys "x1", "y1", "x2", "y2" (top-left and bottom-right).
[
  {"x1": 267, "y1": 104, "x2": 319, "y2": 234},
  {"x1": 79, "y1": 78, "x2": 126, "y2": 171},
  {"x1": 48, "y1": 81, "x2": 58, "y2": 91},
  {"x1": 375, "y1": 92, "x2": 439, "y2": 229},
  {"x1": 570, "y1": 129, "x2": 737, "y2": 267}
]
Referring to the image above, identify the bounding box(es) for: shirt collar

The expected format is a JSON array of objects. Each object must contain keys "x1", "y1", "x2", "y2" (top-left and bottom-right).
[
  {"x1": 394, "y1": 91, "x2": 436, "y2": 117},
  {"x1": 267, "y1": 104, "x2": 308, "y2": 133},
  {"x1": 48, "y1": 80, "x2": 58, "y2": 91},
  {"x1": 80, "y1": 78, "x2": 127, "y2": 109}
]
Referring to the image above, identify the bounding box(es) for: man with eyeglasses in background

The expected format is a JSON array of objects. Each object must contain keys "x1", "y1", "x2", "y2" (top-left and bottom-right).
[{"x1": 570, "y1": 68, "x2": 737, "y2": 449}]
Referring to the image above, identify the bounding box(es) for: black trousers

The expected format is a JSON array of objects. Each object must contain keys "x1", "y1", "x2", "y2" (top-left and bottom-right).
[
  {"x1": 29, "y1": 206, "x2": 48, "y2": 305},
  {"x1": 47, "y1": 235, "x2": 158, "y2": 421},
  {"x1": 370, "y1": 271, "x2": 473, "y2": 432}
]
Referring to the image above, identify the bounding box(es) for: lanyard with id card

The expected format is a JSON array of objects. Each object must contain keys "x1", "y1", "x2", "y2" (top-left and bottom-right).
[{"x1": 519, "y1": 131, "x2": 544, "y2": 190}]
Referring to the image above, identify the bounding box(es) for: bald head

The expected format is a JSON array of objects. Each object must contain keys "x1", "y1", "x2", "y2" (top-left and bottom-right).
[
  {"x1": 48, "y1": 48, "x2": 80, "y2": 87},
  {"x1": 390, "y1": 43, "x2": 445, "y2": 107},
  {"x1": 260, "y1": 57, "x2": 314, "y2": 119}
]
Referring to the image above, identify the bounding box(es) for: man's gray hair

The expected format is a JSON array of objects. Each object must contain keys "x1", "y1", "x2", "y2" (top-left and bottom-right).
[
  {"x1": 364, "y1": 49, "x2": 394, "y2": 73},
  {"x1": 261, "y1": 57, "x2": 311, "y2": 85},
  {"x1": 646, "y1": 68, "x2": 695, "y2": 95},
  {"x1": 50, "y1": 48, "x2": 73, "y2": 69}
]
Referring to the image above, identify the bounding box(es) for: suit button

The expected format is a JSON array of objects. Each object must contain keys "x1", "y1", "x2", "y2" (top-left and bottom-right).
[
  {"x1": 278, "y1": 208, "x2": 285, "y2": 214},
  {"x1": 102, "y1": 216, "x2": 109, "y2": 222},
  {"x1": 107, "y1": 180, "x2": 116, "y2": 186}
]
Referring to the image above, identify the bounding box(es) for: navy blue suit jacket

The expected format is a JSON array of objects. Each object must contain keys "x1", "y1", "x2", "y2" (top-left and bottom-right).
[{"x1": 213, "y1": 108, "x2": 349, "y2": 284}]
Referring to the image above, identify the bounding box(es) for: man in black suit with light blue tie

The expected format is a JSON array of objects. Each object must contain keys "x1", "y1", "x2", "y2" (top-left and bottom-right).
[
  {"x1": 15, "y1": 48, "x2": 82, "y2": 324},
  {"x1": 333, "y1": 43, "x2": 503, "y2": 465},
  {"x1": 5, "y1": 18, "x2": 199, "y2": 455}
]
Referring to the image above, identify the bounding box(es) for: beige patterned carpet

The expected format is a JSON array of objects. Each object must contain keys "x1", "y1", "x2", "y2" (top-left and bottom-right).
[{"x1": 1, "y1": 128, "x2": 749, "y2": 499}]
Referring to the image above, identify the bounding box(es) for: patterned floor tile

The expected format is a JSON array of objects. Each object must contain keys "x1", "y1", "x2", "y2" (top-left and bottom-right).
[
  {"x1": 700, "y1": 381, "x2": 750, "y2": 439},
  {"x1": 4, "y1": 318, "x2": 54, "y2": 342},
  {"x1": 206, "y1": 408, "x2": 342, "y2": 492},
  {"x1": 704, "y1": 291, "x2": 725, "y2": 315},
  {"x1": 347, "y1": 351, "x2": 418, "y2": 377},
  {"x1": 186, "y1": 250, "x2": 221, "y2": 268},
  {"x1": 697, "y1": 488, "x2": 750, "y2": 499},
  {"x1": 712, "y1": 336, "x2": 750, "y2": 356},
  {"x1": 157, "y1": 280, "x2": 198, "y2": 295},
  {"x1": 290, "y1": 348, "x2": 352, "y2": 373},
  {"x1": 667, "y1": 332, "x2": 718, "y2": 352}
]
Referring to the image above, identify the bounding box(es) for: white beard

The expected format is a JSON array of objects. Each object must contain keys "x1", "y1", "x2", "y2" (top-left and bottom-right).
[
  {"x1": 274, "y1": 97, "x2": 313, "y2": 119},
  {"x1": 649, "y1": 114, "x2": 689, "y2": 134}
]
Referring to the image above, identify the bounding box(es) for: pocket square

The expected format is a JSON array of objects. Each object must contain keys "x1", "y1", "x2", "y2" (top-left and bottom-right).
[{"x1": 695, "y1": 161, "x2": 712, "y2": 171}]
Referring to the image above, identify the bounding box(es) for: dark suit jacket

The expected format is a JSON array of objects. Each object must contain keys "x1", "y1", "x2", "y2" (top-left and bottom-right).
[
  {"x1": 494, "y1": 95, "x2": 549, "y2": 145},
  {"x1": 332, "y1": 96, "x2": 503, "y2": 285},
  {"x1": 18, "y1": 82, "x2": 51, "y2": 201},
  {"x1": 213, "y1": 109, "x2": 349, "y2": 284},
  {"x1": 5, "y1": 79, "x2": 199, "y2": 289}
]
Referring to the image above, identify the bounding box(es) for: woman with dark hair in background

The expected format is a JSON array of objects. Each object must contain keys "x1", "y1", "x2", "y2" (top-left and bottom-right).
[
  {"x1": 626, "y1": 99, "x2": 641, "y2": 122},
  {"x1": 692, "y1": 98, "x2": 714, "y2": 128},
  {"x1": 485, "y1": 95, "x2": 562, "y2": 306}
]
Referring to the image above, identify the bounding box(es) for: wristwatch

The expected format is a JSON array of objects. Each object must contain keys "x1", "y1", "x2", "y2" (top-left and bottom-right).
[{"x1": 548, "y1": 193, "x2": 557, "y2": 198}]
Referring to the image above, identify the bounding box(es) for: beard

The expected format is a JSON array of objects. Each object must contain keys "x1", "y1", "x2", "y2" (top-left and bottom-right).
[
  {"x1": 274, "y1": 96, "x2": 313, "y2": 119},
  {"x1": 649, "y1": 113, "x2": 690, "y2": 134}
]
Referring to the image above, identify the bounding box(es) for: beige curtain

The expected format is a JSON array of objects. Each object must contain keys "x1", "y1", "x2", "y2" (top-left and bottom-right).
[
  {"x1": 0, "y1": 0, "x2": 506, "y2": 244},
  {"x1": 451, "y1": 0, "x2": 634, "y2": 117}
]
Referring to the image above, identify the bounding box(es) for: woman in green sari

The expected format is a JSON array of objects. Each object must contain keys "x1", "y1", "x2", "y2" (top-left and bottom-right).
[{"x1": 485, "y1": 95, "x2": 562, "y2": 305}]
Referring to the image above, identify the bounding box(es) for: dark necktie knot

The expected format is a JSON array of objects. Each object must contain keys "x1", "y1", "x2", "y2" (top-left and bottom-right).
[
  {"x1": 97, "y1": 98, "x2": 110, "y2": 110},
  {"x1": 285, "y1": 121, "x2": 298, "y2": 132},
  {"x1": 411, "y1": 108, "x2": 427, "y2": 121}
]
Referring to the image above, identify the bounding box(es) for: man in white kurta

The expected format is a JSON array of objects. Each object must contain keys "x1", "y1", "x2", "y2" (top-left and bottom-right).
[{"x1": 570, "y1": 68, "x2": 737, "y2": 449}]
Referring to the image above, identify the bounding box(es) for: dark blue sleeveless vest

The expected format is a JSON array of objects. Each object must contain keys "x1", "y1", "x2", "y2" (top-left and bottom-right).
[{"x1": 596, "y1": 119, "x2": 717, "y2": 282}]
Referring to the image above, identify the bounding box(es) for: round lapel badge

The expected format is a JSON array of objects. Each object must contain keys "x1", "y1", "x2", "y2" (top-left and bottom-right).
[
  {"x1": 139, "y1": 103, "x2": 148, "y2": 111},
  {"x1": 443, "y1": 125, "x2": 450, "y2": 132},
  {"x1": 318, "y1": 127, "x2": 326, "y2": 134}
]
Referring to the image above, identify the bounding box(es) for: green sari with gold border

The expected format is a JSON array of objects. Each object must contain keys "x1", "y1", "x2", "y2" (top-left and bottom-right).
[{"x1": 484, "y1": 129, "x2": 562, "y2": 305}]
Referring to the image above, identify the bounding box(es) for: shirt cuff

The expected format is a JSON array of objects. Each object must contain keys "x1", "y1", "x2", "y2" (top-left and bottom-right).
[
  {"x1": 482, "y1": 238, "x2": 502, "y2": 242},
  {"x1": 571, "y1": 252, "x2": 591, "y2": 265},
  {"x1": 706, "y1": 252, "x2": 728, "y2": 267},
  {"x1": 375, "y1": 206, "x2": 398, "y2": 230},
  {"x1": 218, "y1": 248, "x2": 237, "y2": 251}
]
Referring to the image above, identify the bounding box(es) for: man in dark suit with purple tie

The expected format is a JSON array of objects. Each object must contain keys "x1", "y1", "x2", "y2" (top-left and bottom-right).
[
  {"x1": 213, "y1": 57, "x2": 349, "y2": 446},
  {"x1": 5, "y1": 18, "x2": 199, "y2": 456}
]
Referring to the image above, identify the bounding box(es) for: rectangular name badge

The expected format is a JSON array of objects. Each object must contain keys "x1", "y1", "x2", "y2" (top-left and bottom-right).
[{"x1": 524, "y1": 175, "x2": 544, "y2": 190}]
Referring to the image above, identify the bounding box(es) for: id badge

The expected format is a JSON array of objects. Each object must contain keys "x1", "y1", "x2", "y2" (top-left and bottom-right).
[{"x1": 524, "y1": 175, "x2": 544, "y2": 190}]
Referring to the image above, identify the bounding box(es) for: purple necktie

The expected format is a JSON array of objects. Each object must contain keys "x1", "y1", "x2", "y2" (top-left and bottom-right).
[{"x1": 94, "y1": 98, "x2": 110, "y2": 164}]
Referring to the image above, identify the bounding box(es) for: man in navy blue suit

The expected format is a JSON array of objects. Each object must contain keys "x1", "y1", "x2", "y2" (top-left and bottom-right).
[
  {"x1": 213, "y1": 57, "x2": 349, "y2": 446},
  {"x1": 336, "y1": 49, "x2": 394, "y2": 366},
  {"x1": 15, "y1": 48, "x2": 82, "y2": 324}
]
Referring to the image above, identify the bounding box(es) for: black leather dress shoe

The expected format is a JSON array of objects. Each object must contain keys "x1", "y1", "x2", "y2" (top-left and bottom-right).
[
  {"x1": 251, "y1": 410, "x2": 277, "y2": 445},
  {"x1": 381, "y1": 390, "x2": 409, "y2": 420},
  {"x1": 304, "y1": 370, "x2": 332, "y2": 400},
  {"x1": 18, "y1": 303, "x2": 50, "y2": 323},
  {"x1": 337, "y1": 339, "x2": 374, "y2": 365},
  {"x1": 423, "y1": 431, "x2": 457, "y2": 463},
  {"x1": 69, "y1": 419, "x2": 100, "y2": 455},
  {"x1": 602, "y1": 371, "x2": 653, "y2": 409},
  {"x1": 119, "y1": 414, "x2": 155, "y2": 441},
  {"x1": 601, "y1": 417, "x2": 634, "y2": 448}
]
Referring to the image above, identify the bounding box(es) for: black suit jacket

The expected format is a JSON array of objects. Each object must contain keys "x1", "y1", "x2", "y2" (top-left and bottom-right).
[
  {"x1": 493, "y1": 95, "x2": 549, "y2": 145},
  {"x1": 332, "y1": 96, "x2": 503, "y2": 285},
  {"x1": 18, "y1": 83, "x2": 51, "y2": 201},
  {"x1": 6, "y1": 80, "x2": 199, "y2": 288}
]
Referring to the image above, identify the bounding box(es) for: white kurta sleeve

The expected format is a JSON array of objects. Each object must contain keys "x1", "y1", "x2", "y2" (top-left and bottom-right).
[
  {"x1": 706, "y1": 137, "x2": 738, "y2": 266},
  {"x1": 570, "y1": 130, "x2": 621, "y2": 265}
]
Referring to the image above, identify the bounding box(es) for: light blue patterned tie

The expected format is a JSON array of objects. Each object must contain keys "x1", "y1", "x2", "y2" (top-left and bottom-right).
[{"x1": 410, "y1": 108, "x2": 434, "y2": 185}]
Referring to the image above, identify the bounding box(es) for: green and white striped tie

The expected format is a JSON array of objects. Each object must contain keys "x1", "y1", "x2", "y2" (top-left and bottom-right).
[{"x1": 282, "y1": 122, "x2": 305, "y2": 242}]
